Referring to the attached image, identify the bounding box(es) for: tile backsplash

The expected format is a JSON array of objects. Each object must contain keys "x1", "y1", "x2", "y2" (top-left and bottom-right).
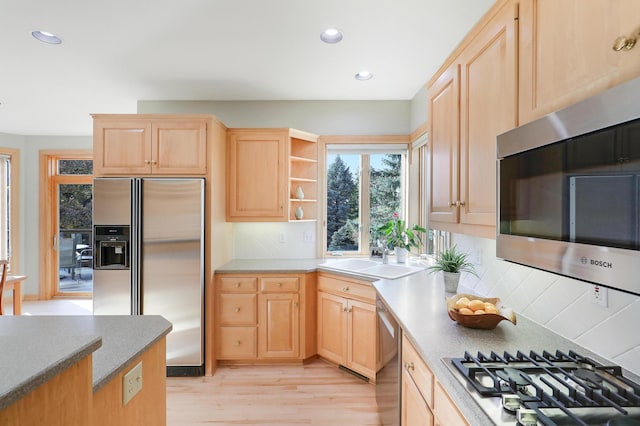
[{"x1": 453, "y1": 234, "x2": 640, "y2": 377}]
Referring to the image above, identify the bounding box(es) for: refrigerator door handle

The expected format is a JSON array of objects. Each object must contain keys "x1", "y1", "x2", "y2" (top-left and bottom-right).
[{"x1": 131, "y1": 178, "x2": 142, "y2": 316}]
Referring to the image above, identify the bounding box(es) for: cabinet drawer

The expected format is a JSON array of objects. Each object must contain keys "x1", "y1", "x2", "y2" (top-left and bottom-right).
[
  {"x1": 218, "y1": 326, "x2": 258, "y2": 359},
  {"x1": 434, "y1": 381, "x2": 469, "y2": 426},
  {"x1": 219, "y1": 276, "x2": 258, "y2": 292},
  {"x1": 261, "y1": 277, "x2": 299, "y2": 292},
  {"x1": 219, "y1": 293, "x2": 257, "y2": 325},
  {"x1": 402, "y1": 334, "x2": 434, "y2": 409},
  {"x1": 318, "y1": 274, "x2": 376, "y2": 302}
]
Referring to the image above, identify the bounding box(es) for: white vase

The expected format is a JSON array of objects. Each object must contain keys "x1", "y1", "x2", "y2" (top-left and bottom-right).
[
  {"x1": 294, "y1": 206, "x2": 304, "y2": 220},
  {"x1": 395, "y1": 247, "x2": 408, "y2": 263},
  {"x1": 443, "y1": 271, "x2": 461, "y2": 293},
  {"x1": 295, "y1": 186, "x2": 305, "y2": 200}
]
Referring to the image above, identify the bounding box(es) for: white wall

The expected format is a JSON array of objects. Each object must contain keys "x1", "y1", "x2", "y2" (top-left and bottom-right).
[
  {"x1": 138, "y1": 100, "x2": 411, "y2": 135},
  {"x1": 453, "y1": 233, "x2": 640, "y2": 377}
]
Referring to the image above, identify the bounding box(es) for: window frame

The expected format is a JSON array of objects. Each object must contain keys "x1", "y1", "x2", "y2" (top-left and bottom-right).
[
  {"x1": 319, "y1": 136, "x2": 410, "y2": 257},
  {"x1": 39, "y1": 150, "x2": 93, "y2": 299},
  {"x1": 0, "y1": 148, "x2": 19, "y2": 272}
]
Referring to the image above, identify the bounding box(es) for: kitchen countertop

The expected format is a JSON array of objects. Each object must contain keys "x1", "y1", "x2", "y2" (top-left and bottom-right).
[
  {"x1": 373, "y1": 270, "x2": 640, "y2": 425},
  {"x1": 0, "y1": 315, "x2": 172, "y2": 411}
]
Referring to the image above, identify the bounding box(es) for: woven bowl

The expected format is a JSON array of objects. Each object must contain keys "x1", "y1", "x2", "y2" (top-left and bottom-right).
[{"x1": 446, "y1": 293, "x2": 517, "y2": 329}]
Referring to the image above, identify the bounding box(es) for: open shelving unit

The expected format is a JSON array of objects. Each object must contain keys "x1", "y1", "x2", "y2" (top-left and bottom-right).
[{"x1": 288, "y1": 131, "x2": 318, "y2": 222}]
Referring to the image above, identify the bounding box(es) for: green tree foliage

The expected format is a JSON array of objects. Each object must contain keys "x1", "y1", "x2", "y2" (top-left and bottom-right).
[
  {"x1": 59, "y1": 184, "x2": 92, "y2": 231},
  {"x1": 329, "y1": 219, "x2": 359, "y2": 251},
  {"x1": 370, "y1": 154, "x2": 401, "y2": 242},
  {"x1": 326, "y1": 155, "x2": 356, "y2": 250}
]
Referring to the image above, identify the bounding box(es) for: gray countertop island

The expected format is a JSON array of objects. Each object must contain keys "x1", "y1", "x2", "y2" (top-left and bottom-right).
[{"x1": 0, "y1": 315, "x2": 172, "y2": 411}]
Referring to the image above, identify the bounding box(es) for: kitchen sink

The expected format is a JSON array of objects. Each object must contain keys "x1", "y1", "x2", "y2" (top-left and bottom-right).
[{"x1": 318, "y1": 258, "x2": 424, "y2": 280}]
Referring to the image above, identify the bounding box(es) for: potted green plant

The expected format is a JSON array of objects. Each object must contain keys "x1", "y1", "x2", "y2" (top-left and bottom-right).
[
  {"x1": 426, "y1": 245, "x2": 478, "y2": 292},
  {"x1": 378, "y1": 212, "x2": 426, "y2": 263}
]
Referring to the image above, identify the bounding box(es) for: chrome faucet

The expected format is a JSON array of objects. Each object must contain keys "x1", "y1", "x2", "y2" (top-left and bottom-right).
[{"x1": 382, "y1": 247, "x2": 389, "y2": 264}]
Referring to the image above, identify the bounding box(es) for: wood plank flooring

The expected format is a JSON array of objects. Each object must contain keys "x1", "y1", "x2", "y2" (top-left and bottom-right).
[{"x1": 167, "y1": 360, "x2": 382, "y2": 425}]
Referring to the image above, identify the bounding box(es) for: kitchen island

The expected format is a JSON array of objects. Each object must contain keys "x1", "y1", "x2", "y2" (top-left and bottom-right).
[{"x1": 0, "y1": 315, "x2": 172, "y2": 426}]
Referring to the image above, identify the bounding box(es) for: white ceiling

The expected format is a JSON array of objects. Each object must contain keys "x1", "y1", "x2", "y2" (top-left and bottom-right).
[{"x1": 0, "y1": 0, "x2": 494, "y2": 136}]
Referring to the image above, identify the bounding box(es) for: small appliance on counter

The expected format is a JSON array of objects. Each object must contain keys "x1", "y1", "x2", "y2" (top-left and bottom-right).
[{"x1": 444, "y1": 349, "x2": 640, "y2": 425}]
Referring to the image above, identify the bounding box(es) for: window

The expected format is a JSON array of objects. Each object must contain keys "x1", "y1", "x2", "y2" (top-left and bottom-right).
[
  {"x1": 325, "y1": 143, "x2": 408, "y2": 256},
  {"x1": 0, "y1": 154, "x2": 11, "y2": 263},
  {"x1": 415, "y1": 136, "x2": 450, "y2": 256}
]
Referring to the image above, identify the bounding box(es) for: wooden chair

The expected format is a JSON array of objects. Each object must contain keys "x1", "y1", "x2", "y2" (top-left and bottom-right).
[{"x1": 0, "y1": 259, "x2": 8, "y2": 315}]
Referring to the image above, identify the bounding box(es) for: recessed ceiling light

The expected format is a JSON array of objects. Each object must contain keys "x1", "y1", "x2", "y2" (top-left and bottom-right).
[
  {"x1": 320, "y1": 28, "x2": 343, "y2": 44},
  {"x1": 32, "y1": 30, "x2": 62, "y2": 45},
  {"x1": 355, "y1": 71, "x2": 373, "y2": 81}
]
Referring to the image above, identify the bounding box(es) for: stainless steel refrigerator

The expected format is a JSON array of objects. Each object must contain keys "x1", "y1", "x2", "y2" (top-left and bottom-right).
[{"x1": 92, "y1": 177, "x2": 204, "y2": 376}]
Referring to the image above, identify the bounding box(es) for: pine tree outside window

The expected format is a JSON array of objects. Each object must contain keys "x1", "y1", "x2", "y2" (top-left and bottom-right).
[{"x1": 325, "y1": 144, "x2": 408, "y2": 256}]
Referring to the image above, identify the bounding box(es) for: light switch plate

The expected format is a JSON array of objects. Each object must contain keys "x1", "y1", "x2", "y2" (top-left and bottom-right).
[{"x1": 122, "y1": 361, "x2": 143, "y2": 406}]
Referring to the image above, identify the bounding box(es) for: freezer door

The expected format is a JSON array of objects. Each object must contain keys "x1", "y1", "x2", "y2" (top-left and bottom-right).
[
  {"x1": 93, "y1": 178, "x2": 133, "y2": 315},
  {"x1": 141, "y1": 178, "x2": 204, "y2": 367},
  {"x1": 93, "y1": 178, "x2": 132, "y2": 226}
]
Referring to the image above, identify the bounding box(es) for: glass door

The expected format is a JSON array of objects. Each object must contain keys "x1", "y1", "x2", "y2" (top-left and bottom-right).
[{"x1": 55, "y1": 159, "x2": 93, "y2": 295}]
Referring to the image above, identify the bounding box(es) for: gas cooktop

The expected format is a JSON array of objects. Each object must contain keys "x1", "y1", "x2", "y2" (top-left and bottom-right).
[{"x1": 443, "y1": 350, "x2": 640, "y2": 426}]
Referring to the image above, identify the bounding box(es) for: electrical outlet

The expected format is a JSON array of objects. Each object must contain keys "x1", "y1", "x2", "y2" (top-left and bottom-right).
[
  {"x1": 122, "y1": 361, "x2": 143, "y2": 406},
  {"x1": 303, "y1": 231, "x2": 315, "y2": 243},
  {"x1": 278, "y1": 232, "x2": 287, "y2": 243},
  {"x1": 589, "y1": 285, "x2": 608, "y2": 308}
]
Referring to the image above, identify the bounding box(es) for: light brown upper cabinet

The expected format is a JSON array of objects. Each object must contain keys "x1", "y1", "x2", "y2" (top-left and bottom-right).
[
  {"x1": 93, "y1": 115, "x2": 208, "y2": 176},
  {"x1": 428, "y1": 1, "x2": 517, "y2": 238},
  {"x1": 519, "y1": 0, "x2": 640, "y2": 124},
  {"x1": 226, "y1": 128, "x2": 318, "y2": 222}
]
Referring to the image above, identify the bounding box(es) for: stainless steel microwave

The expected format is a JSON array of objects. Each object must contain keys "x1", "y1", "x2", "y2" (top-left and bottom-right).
[{"x1": 497, "y1": 76, "x2": 640, "y2": 297}]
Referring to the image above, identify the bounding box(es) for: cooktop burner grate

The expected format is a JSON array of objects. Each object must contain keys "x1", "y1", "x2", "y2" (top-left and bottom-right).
[{"x1": 450, "y1": 350, "x2": 640, "y2": 426}]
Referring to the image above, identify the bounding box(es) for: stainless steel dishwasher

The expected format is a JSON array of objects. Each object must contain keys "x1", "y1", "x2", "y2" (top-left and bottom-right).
[{"x1": 376, "y1": 295, "x2": 400, "y2": 425}]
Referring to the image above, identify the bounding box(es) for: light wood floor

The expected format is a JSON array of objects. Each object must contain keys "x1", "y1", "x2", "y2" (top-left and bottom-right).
[
  {"x1": 12, "y1": 299, "x2": 382, "y2": 425},
  {"x1": 167, "y1": 361, "x2": 381, "y2": 425}
]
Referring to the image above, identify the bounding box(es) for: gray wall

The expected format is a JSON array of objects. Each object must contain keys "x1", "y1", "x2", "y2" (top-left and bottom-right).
[{"x1": 138, "y1": 100, "x2": 413, "y2": 135}]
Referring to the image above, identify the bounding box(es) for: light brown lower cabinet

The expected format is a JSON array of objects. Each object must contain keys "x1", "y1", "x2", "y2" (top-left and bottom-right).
[
  {"x1": 316, "y1": 272, "x2": 392, "y2": 382},
  {"x1": 215, "y1": 273, "x2": 316, "y2": 362},
  {"x1": 402, "y1": 368, "x2": 434, "y2": 426},
  {"x1": 401, "y1": 334, "x2": 468, "y2": 426}
]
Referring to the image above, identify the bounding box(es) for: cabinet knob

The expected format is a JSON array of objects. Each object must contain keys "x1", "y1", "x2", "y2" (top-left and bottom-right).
[
  {"x1": 235, "y1": 340, "x2": 241, "y2": 346},
  {"x1": 405, "y1": 362, "x2": 415, "y2": 371},
  {"x1": 343, "y1": 306, "x2": 348, "y2": 312},
  {"x1": 294, "y1": 302, "x2": 299, "y2": 308},
  {"x1": 342, "y1": 286, "x2": 350, "y2": 292},
  {"x1": 278, "y1": 282, "x2": 283, "y2": 287},
  {"x1": 235, "y1": 282, "x2": 241, "y2": 288},
  {"x1": 144, "y1": 160, "x2": 151, "y2": 165},
  {"x1": 613, "y1": 35, "x2": 637, "y2": 51},
  {"x1": 348, "y1": 307, "x2": 352, "y2": 313},
  {"x1": 234, "y1": 307, "x2": 241, "y2": 313}
]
